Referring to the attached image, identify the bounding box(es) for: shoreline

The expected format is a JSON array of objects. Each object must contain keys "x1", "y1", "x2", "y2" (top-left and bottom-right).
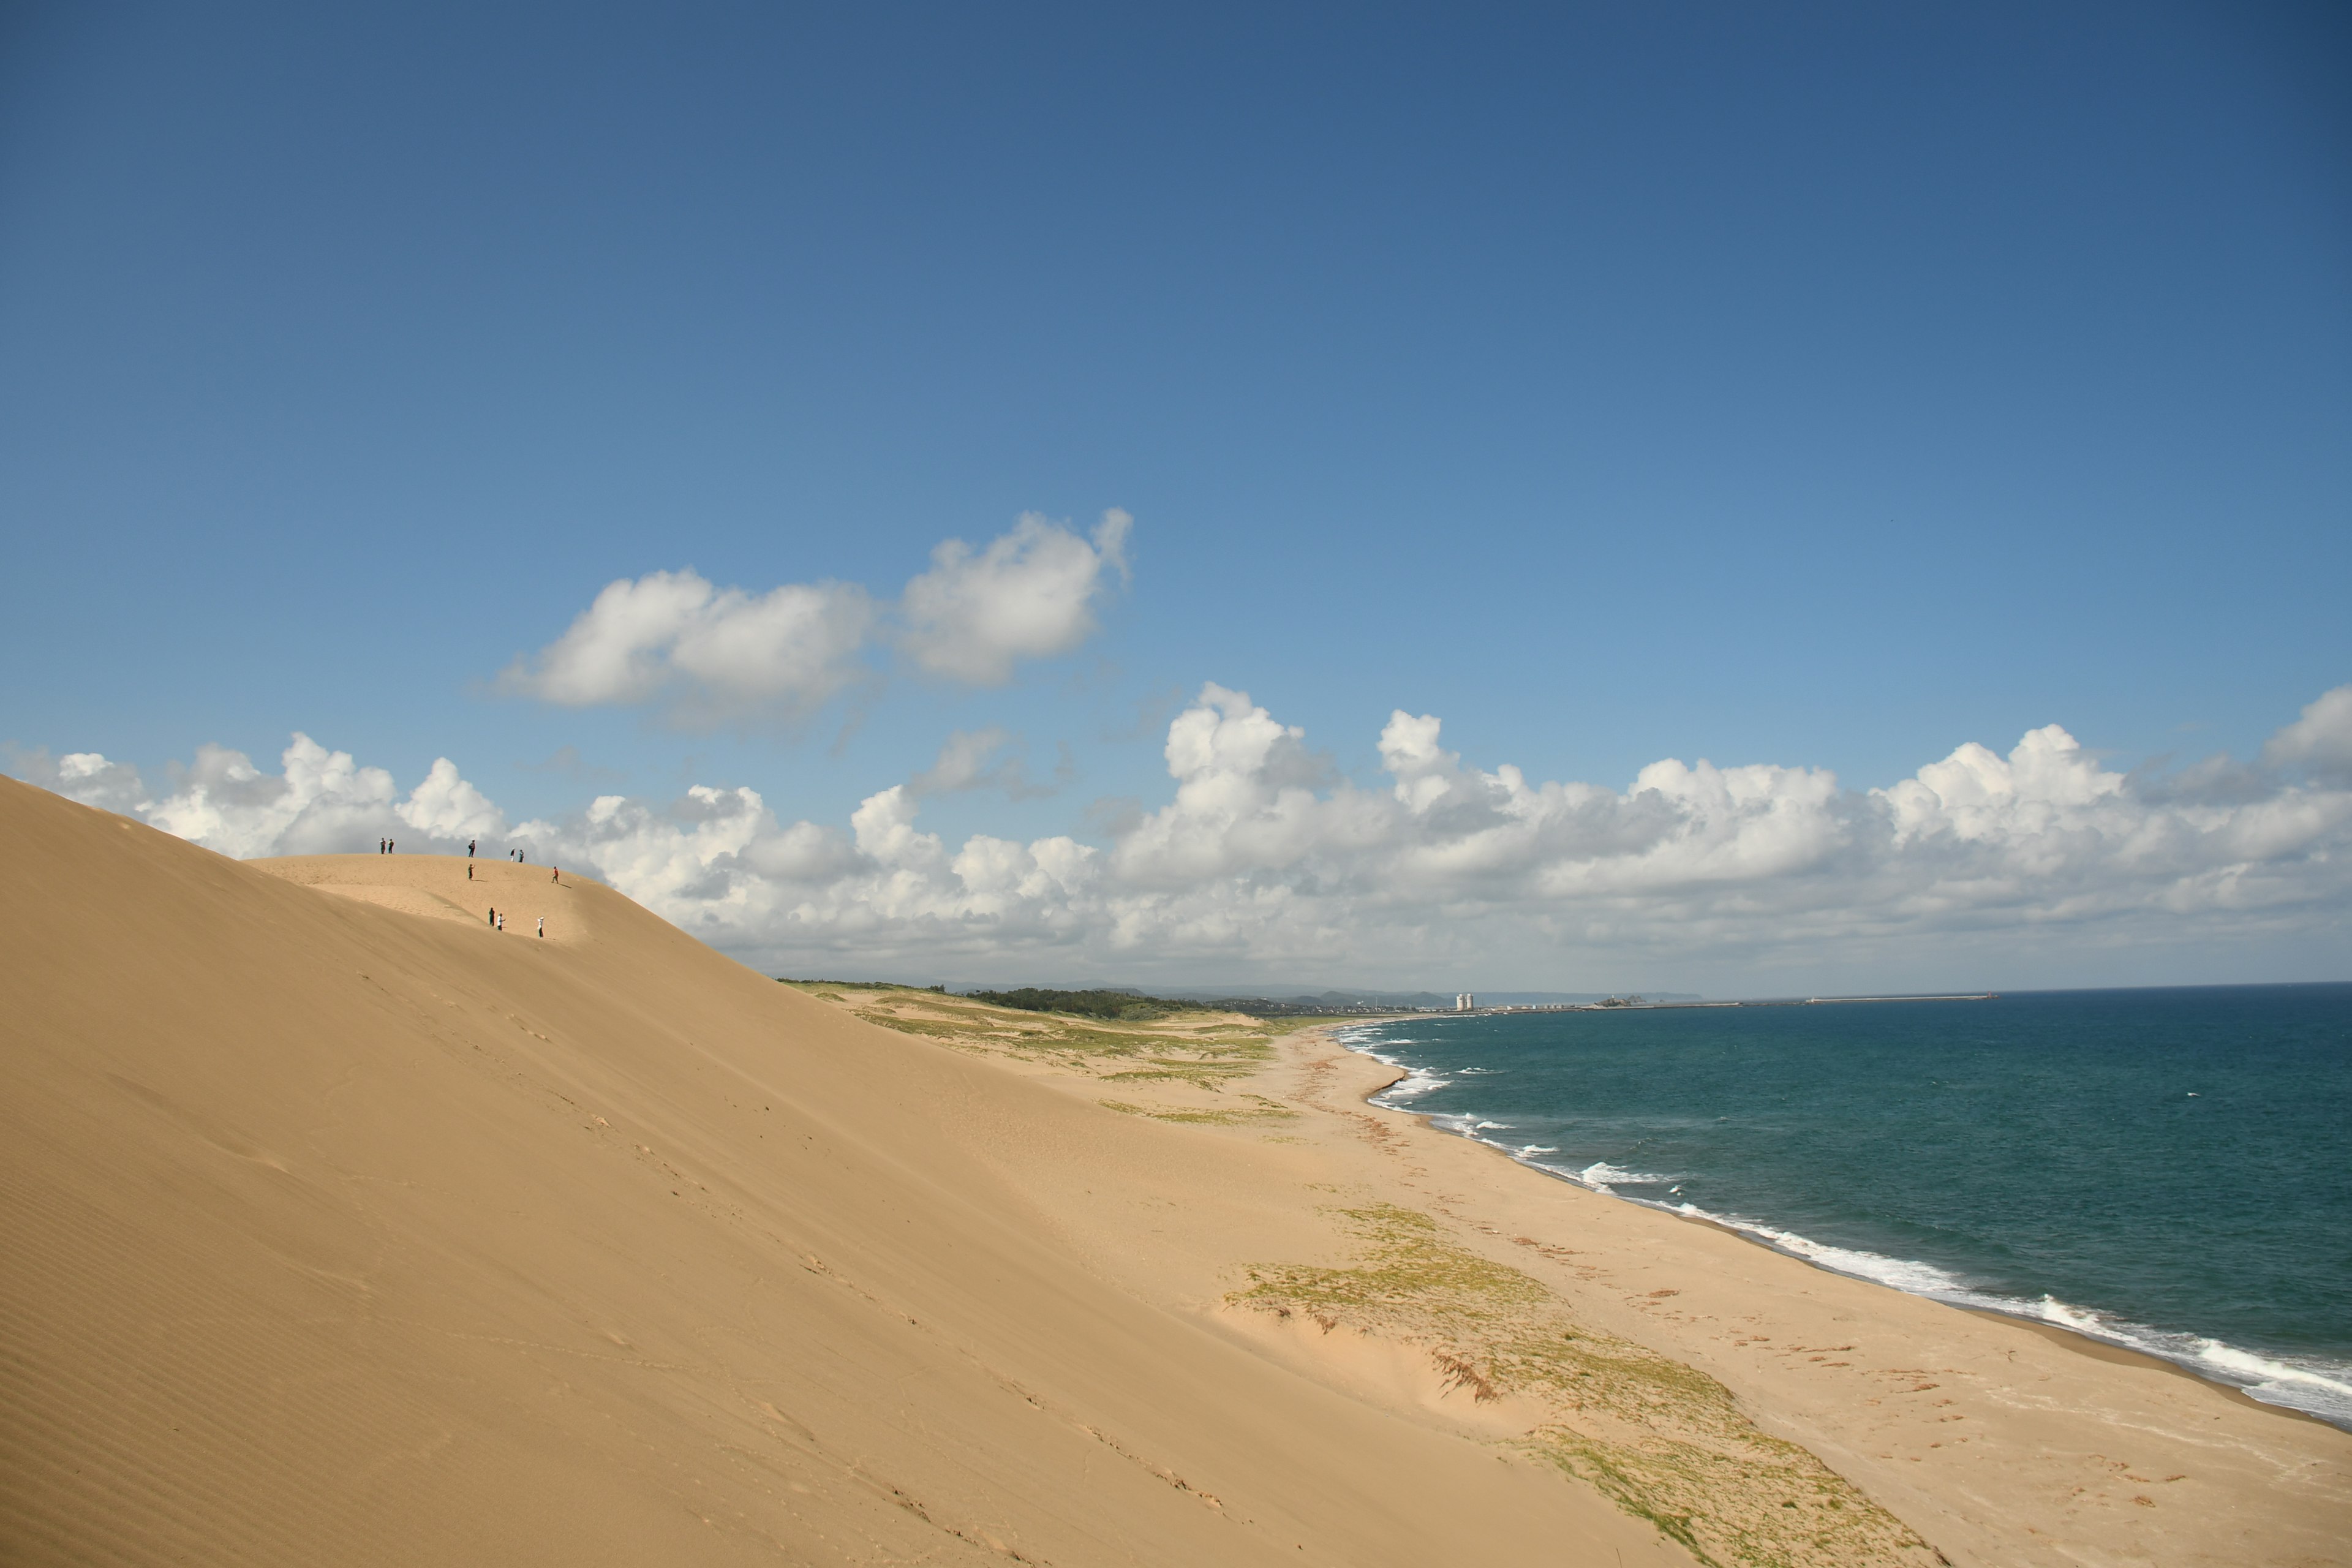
[
  {"x1": 1249, "y1": 1021, "x2": 2350, "y2": 1562},
  {"x1": 1321, "y1": 1019, "x2": 2352, "y2": 1436}
]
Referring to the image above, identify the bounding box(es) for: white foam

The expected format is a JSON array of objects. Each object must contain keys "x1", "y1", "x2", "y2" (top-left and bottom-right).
[
  {"x1": 1700, "y1": 1221, "x2": 2352, "y2": 1427},
  {"x1": 1577, "y1": 1161, "x2": 1671, "y2": 1193},
  {"x1": 1379, "y1": 1067, "x2": 1449, "y2": 1099},
  {"x1": 1996, "y1": 1298, "x2": 2352, "y2": 1427},
  {"x1": 1727, "y1": 1219, "x2": 1977, "y2": 1296}
]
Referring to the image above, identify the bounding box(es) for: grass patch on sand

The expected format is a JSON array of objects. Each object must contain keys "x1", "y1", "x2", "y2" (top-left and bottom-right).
[
  {"x1": 1099, "y1": 1058, "x2": 1262, "y2": 1090},
  {"x1": 1232, "y1": 1205, "x2": 1934, "y2": 1568},
  {"x1": 1099, "y1": 1095, "x2": 1298, "y2": 1126},
  {"x1": 793, "y1": 986, "x2": 1340, "y2": 1088}
]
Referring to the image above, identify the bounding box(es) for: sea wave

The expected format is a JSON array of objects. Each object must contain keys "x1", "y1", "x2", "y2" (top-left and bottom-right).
[
  {"x1": 1382, "y1": 1068, "x2": 1448, "y2": 1098},
  {"x1": 1356, "y1": 1043, "x2": 1450, "y2": 1099},
  {"x1": 1350, "y1": 1034, "x2": 2352, "y2": 1431},
  {"x1": 1572, "y1": 1160, "x2": 1673, "y2": 1193}
]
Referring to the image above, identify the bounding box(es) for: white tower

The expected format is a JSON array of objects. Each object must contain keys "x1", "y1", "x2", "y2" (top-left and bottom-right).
[{"x1": 1455, "y1": 992, "x2": 1474, "y2": 1012}]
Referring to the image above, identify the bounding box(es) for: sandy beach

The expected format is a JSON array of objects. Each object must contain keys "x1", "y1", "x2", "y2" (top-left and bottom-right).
[{"x1": 2, "y1": 774, "x2": 2345, "y2": 1566}]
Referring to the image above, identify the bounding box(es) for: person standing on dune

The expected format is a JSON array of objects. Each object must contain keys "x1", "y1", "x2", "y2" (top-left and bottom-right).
[
  {"x1": 536, "y1": 918, "x2": 544, "y2": 938},
  {"x1": 487, "y1": 906, "x2": 495, "y2": 927},
  {"x1": 550, "y1": 865, "x2": 558, "y2": 883},
  {"x1": 468, "y1": 838, "x2": 475, "y2": 859}
]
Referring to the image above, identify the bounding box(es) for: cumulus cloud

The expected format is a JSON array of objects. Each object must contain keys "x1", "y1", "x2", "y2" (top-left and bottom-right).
[
  {"x1": 9, "y1": 749, "x2": 148, "y2": 815},
  {"x1": 2263, "y1": 684, "x2": 2352, "y2": 784},
  {"x1": 500, "y1": 570, "x2": 875, "y2": 721},
  {"x1": 21, "y1": 684, "x2": 2352, "y2": 990},
  {"x1": 501, "y1": 511, "x2": 1133, "y2": 723},
  {"x1": 20, "y1": 734, "x2": 506, "y2": 858},
  {"x1": 900, "y1": 510, "x2": 1131, "y2": 684}
]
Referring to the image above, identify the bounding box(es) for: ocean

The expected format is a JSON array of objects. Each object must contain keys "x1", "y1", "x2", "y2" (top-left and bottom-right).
[{"x1": 1336, "y1": 983, "x2": 2352, "y2": 1429}]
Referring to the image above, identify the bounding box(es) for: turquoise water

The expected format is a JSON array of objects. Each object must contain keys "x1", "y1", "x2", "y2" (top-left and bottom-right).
[{"x1": 1338, "y1": 984, "x2": 2352, "y2": 1427}]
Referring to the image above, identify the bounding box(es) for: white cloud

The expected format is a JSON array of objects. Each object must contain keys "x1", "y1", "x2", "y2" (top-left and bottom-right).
[
  {"x1": 500, "y1": 570, "x2": 875, "y2": 721},
  {"x1": 21, "y1": 684, "x2": 2352, "y2": 991},
  {"x1": 21, "y1": 734, "x2": 507, "y2": 858},
  {"x1": 12, "y1": 750, "x2": 148, "y2": 815},
  {"x1": 899, "y1": 510, "x2": 1131, "y2": 685},
  {"x1": 908, "y1": 727, "x2": 1074, "y2": 801},
  {"x1": 500, "y1": 510, "x2": 1134, "y2": 723},
  {"x1": 911, "y1": 727, "x2": 1015, "y2": 796},
  {"x1": 2263, "y1": 684, "x2": 2352, "y2": 783}
]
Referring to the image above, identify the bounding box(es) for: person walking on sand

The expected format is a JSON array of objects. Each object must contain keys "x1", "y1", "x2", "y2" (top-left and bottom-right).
[
  {"x1": 536, "y1": 917, "x2": 544, "y2": 938},
  {"x1": 467, "y1": 862, "x2": 473, "y2": 881},
  {"x1": 550, "y1": 865, "x2": 558, "y2": 883},
  {"x1": 468, "y1": 838, "x2": 475, "y2": 859},
  {"x1": 487, "y1": 906, "x2": 496, "y2": 927}
]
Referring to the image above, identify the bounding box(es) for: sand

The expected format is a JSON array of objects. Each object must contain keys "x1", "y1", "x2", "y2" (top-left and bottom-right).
[{"x1": 1, "y1": 775, "x2": 2344, "y2": 1566}]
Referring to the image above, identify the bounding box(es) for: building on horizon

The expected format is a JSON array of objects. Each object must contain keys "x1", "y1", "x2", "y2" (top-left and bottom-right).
[{"x1": 1455, "y1": 992, "x2": 1474, "y2": 1012}]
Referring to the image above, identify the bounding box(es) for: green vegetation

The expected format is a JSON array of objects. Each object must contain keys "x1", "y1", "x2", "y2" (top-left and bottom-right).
[
  {"x1": 1100, "y1": 1058, "x2": 1261, "y2": 1089},
  {"x1": 962, "y1": 986, "x2": 1185, "y2": 1021},
  {"x1": 1233, "y1": 1205, "x2": 1932, "y2": 1568}
]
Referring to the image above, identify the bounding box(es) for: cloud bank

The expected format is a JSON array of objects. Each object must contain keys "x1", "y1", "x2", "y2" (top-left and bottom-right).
[
  {"x1": 500, "y1": 510, "x2": 1131, "y2": 722},
  {"x1": 20, "y1": 684, "x2": 2351, "y2": 993}
]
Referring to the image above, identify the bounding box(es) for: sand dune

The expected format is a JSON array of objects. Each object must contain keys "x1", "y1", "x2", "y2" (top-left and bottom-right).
[
  {"x1": 4, "y1": 774, "x2": 2345, "y2": 1567},
  {"x1": 0, "y1": 778, "x2": 1681, "y2": 1566}
]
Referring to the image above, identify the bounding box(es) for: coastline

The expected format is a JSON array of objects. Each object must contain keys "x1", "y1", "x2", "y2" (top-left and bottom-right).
[
  {"x1": 1256, "y1": 1021, "x2": 2352, "y2": 1566},
  {"x1": 1331, "y1": 1016, "x2": 2352, "y2": 1435},
  {"x1": 1341, "y1": 1026, "x2": 2342, "y2": 1431}
]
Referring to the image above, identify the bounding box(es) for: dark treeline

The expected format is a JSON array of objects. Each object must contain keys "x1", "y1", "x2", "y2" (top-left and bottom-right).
[
  {"x1": 780, "y1": 978, "x2": 1403, "y2": 1020},
  {"x1": 963, "y1": 987, "x2": 1181, "y2": 1021}
]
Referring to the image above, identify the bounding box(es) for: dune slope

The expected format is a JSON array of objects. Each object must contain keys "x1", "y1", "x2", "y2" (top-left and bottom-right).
[{"x1": 0, "y1": 777, "x2": 1685, "y2": 1566}]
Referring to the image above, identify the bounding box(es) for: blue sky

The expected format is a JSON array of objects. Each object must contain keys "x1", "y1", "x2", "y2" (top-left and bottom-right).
[{"x1": 5, "y1": 1, "x2": 2348, "y2": 992}]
